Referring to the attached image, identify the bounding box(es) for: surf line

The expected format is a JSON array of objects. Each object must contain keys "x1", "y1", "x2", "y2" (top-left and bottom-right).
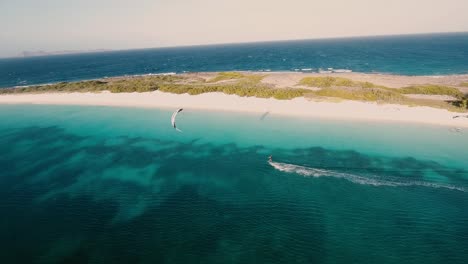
[{"x1": 268, "y1": 159, "x2": 466, "y2": 192}]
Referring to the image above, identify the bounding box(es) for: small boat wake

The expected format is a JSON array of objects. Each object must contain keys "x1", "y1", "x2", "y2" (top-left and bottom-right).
[{"x1": 268, "y1": 161, "x2": 466, "y2": 192}]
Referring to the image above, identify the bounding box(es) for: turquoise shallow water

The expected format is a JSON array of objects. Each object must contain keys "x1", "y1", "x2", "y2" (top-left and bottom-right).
[{"x1": 0, "y1": 104, "x2": 467, "y2": 263}]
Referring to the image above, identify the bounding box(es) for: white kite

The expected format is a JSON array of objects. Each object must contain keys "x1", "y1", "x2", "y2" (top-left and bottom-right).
[{"x1": 171, "y1": 108, "x2": 183, "y2": 132}]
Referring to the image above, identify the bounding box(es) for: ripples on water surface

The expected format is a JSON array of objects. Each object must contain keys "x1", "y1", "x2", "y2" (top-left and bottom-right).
[
  {"x1": 0, "y1": 105, "x2": 467, "y2": 263},
  {"x1": 1, "y1": 33, "x2": 468, "y2": 88}
]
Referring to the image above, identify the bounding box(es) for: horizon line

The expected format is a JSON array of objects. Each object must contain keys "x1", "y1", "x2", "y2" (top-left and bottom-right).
[{"x1": 2, "y1": 31, "x2": 467, "y2": 59}]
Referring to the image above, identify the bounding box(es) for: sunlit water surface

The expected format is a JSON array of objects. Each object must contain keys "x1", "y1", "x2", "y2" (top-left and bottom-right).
[{"x1": 0, "y1": 104, "x2": 467, "y2": 263}]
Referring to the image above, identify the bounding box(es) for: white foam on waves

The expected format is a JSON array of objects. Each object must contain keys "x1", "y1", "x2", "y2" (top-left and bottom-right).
[{"x1": 269, "y1": 161, "x2": 466, "y2": 192}]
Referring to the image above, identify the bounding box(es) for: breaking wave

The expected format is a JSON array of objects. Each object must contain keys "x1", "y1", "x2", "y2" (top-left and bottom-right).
[{"x1": 269, "y1": 161, "x2": 467, "y2": 192}]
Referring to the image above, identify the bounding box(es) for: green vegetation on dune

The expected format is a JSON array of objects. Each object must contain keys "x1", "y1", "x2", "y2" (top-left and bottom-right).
[
  {"x1": 308, "y1": 88, "x2": 466, "y2": 112},
  {"x1": 398, "y1": 85, "x2": 464, "y2": 98},
  {"x1": 208, "y1": 72, "x2": 266, "y2": 84},
  {"x1": 0, "y1": 75, "x2": 185, "y2": 94},
  {"x1": 299, "y1": 76, "x2": 463, "y2": 97},
  {"x1": 313, "y1": 87, "x2": 404, "y2": 102},
  {"x1": 158, "y1": 84, "x2": 309, "y2": 99},
  {"x1": 299, "y1": 76, "x2": 467, "y2": 109},
  {"x1": 106, "y1": 75, "x2": 184, "y2": 92},
  {"x1": 157, "y1": 72, "x2": 302, "y2": 99},
  {"x1": 208, "y1": 72, "x2": 246, "y2": 83},
  {"x1": 1, "y1": 73, "x2": 467, "y2": 111},
  {"x1": 455, "y1": 95, "x2": 468, "y2": 109},
  {"x1": 298, "y1": 77, "x2": 467, "y2": 111},
  {"x1": 300, "y1": 76, "x2": 404, "y2": 101},
  {"x1": 459, "y1": 82, "x2": 468, "y2": 87},
  {"x1": 300, "y1": 76, "x2": 351, "y2": 88},
  {"x1": 0, "y1": 74, "x2": 308, "y2": 100},
  {"x1": 299, "y1": 76, "x2": 384, "y2": 89}
]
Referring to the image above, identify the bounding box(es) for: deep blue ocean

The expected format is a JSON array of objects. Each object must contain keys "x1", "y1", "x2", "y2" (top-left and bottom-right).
[
  {"x1": 0, "y1": 105, "x2": 467, "y2": 263},
  {"x1": 1, "y1": 33, "x2": 468, "y2": 88}
]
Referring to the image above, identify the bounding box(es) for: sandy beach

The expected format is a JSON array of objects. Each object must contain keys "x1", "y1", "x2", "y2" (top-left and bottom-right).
[{"x1": 1, "y1": 91, "x2": 467, "y2": 128}]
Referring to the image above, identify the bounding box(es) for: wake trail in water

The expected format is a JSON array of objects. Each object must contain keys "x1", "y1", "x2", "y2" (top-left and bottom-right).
[{"x1": 269, "y1": 161, "x2": 467, "y2": 192}]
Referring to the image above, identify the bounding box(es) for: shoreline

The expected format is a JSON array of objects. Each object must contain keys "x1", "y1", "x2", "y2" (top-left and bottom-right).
[
  {"x1": 1, "y1": 91, "x2": 467, "y2": 128},
  {"x1": 5, "y1": 71, "x2": 468, "y2": 89}
]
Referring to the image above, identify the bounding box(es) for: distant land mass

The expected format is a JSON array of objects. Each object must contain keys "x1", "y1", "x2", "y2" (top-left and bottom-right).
[{"x1": 20, "y1": 49, "x2": 112, "y2": 57}]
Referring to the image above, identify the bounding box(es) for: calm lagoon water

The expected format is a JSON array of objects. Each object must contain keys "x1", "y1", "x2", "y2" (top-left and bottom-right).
[{"x1": 0, "y1": 104, "x2": 467, "y2": 263}]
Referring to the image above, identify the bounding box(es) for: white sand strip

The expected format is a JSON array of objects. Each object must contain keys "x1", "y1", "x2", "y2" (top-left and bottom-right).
[{"x1": 1, "y1": 91, "x2": 467, "y2": 127}]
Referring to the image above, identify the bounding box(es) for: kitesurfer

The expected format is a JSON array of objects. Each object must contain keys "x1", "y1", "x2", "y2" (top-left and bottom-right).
[{"x1": 171, "y1": 108, "x2": 184, "y2": 132}]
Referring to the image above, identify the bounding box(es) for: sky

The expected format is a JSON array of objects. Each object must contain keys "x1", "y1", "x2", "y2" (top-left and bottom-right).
[{"x1": 0, "y1": 0, "x2": 467, "y2": 57}]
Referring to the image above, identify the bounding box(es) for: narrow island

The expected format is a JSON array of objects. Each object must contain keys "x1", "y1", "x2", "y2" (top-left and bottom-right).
[{"x1": 1, "y1": 72, "x2": 467, "y2": 127}]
